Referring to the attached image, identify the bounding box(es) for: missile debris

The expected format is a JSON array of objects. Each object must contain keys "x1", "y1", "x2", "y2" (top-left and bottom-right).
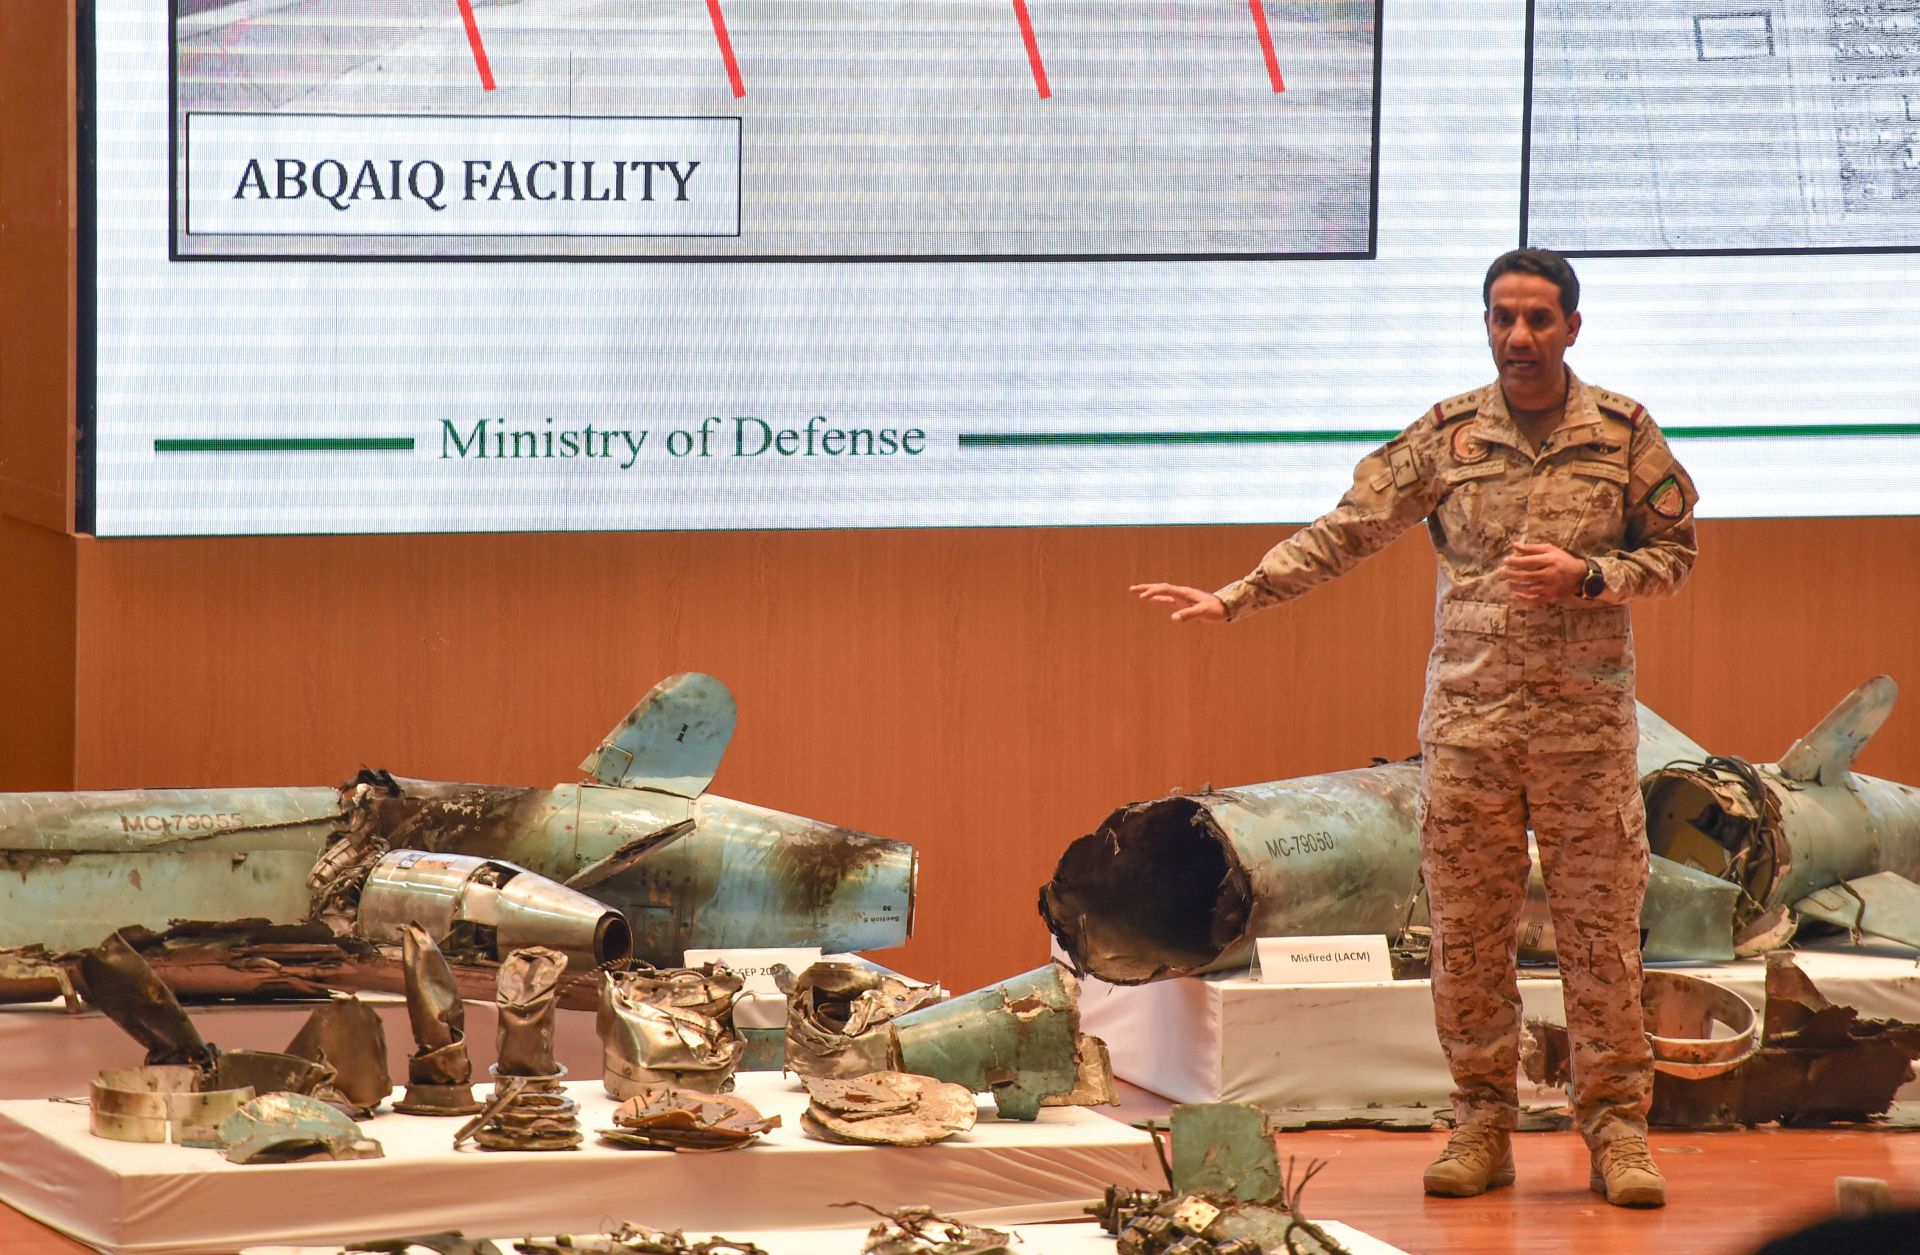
[
  {"x1": 1090, "y1": 1104, "x2": 1351, "y2": 1255},
  {"x1": 396, "y1": 923, "x2": 483, "y2": 1116},
  {"x1": 598, "y1": 1086, "x2": 780, "y2": 1152},
  {"x1": 782, "y1": 961, "x2": 1114, "y2": 1121},
  {"x1": 467, "y1": 948, "x2": 581, "y2": 1151},
  {"x1": 836, "y1": 1204, "x2": 1013, "y2": 1255},
  {"x1": 217, "y1": 1091, "x2": 383, "y2": 1164},
  {"x1": 87, "y1": 1065, "x2": 253, "y2": 1146},
  {"x1": 781, "y1": 961, "x2": 946, "y2": 1078},
  {"x1": 0, "y1": 674, "x2": 916, "y2": 968},
  {"x1": 1046, "y1": 679, "x2": 1920, "y2": 980},
  {"x1": 350, "y1": 850, "x2": 631, "y2": 970},
  {"x1": 799, "y1": 1071, "x2": 978, "y2": 1147},
  {"x1": 513, "y1": 1226, "x2": 768, "y2": 1255},
  {"x1": 599, "y1": 965, "x2": 746, "y2": 1097},
  {"x1": 284, "y1": 995, "x2": 392, "y2": 1117}
]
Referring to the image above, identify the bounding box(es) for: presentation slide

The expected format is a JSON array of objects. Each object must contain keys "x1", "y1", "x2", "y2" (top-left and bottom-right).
[{"x1": 85, "y1": 1, "x2": 1920, "y2": 536}]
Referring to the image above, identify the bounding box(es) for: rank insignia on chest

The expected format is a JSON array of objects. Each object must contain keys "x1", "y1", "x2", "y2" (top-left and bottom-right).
[
  {"x1": 1647, "y1": 474, "x2": 1686, "y2": 519},
  {"x1": 1450, "y1": 424, "x2": 1488, "y2": 465}
]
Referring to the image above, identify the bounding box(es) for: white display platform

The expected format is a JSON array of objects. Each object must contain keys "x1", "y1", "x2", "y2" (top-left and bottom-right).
[
  {"x1": 0, "y1": 1073, "x2": 1162, "y2": 1255},
  {"x1": 1073, "y1": 937, "x2": 1920, "y2": 1110},
  {"x1": 242, "y1": 1218, "x2": 1409, "y2": 1255},
  {"x1": 0, "y1": 996, "x2": 604, "y2": 1101}
]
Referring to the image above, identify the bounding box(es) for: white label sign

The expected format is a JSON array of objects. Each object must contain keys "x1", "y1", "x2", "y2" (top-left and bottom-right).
[
  {"x1": 1253, "y1": 935, "x2": 1393, "y2": 986},
  {"x1": 185, "y1": 112, "x2": 741, "y2": 239},
  {"x1": 682, "y1": 946, "x2": 821, "y2": 997}
]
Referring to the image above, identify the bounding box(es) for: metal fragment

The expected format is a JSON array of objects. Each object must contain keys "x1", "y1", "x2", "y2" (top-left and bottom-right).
[
  {"x1": 599, "y1": 967, "x2": 746, "y2": 1097},
  {"x1": 800, "y1": 1071, "x2": 977, "y2": 1146},
  {"x1": 598, "y1": 1084, "x2": 779, "y2": 1152},
  {"x1": 836, "y1": 1203, "x2": 1014, "y2": 1255},
  {"x1": 75, "y1": 931, "x2": 214, "y2": 1067},
  {"x1": 396, "y1": 922, "x2": 482, "y2": 1116},
  {"x1": 217, "y1": 1091, "x2": 383, "y2": 1163},
  {"x1": 285, "y1": 995, "x2": 392, "y2": 1116},
  {"x1": 88, "y1": 1065, "x2": 254, "y2": 1146},
  {"x1": 515, "y1": 1223, "x2": 769, "y2": 1255},
  {"x1": 782, "y1": 961, "x2": 945, "y2": 1079},
  {"x1": 891, "y1": 962, "x2": 1112, "y2": 1120}
]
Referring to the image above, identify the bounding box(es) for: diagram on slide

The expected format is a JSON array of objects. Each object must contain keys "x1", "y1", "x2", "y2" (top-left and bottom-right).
[
  {"x1": 171, "y1": 0, "x2": 1382, "y2": 260},
  {"x1": 1525, "y1": 0, "x2": 1920, "y2": 253}
]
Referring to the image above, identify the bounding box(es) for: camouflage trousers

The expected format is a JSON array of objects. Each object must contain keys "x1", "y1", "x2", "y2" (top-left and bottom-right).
[{"x1": 1420, "y1": 742, "x2": 1652, "y2": 1148}]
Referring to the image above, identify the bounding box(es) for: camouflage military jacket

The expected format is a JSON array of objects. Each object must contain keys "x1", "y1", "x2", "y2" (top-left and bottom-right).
[{"x1": 1216, "y1": 373, "x2": 1698, "y2": 752}]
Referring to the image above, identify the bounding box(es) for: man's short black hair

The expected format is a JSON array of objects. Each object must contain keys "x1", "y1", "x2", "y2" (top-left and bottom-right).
[{"x1": 1483, "y1": 248, "x2": 1580, "y2": 316}]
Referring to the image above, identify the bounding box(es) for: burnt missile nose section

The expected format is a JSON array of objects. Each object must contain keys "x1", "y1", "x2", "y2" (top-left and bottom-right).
[
  {"x1": 353, "y1": 850, "x2": 632, "y2": 969},
  {"x1": 1040, "y1": 798, "x2": 1253, "y2": 985},
  {"x1": 1042, "y1": 763, "x2": 1426, "y2": 984}
]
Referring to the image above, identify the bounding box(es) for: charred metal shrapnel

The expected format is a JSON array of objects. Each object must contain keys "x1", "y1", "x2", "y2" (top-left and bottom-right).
[
  {"x1": 800, "y1": 1071, "x2": 977, "y2": 1147},
  {"x1": 1652, "y1": 953, "x2": 1920, "y2": 1128},
  {"x1": 461, "y1": 947, "x2": 581, "y2": 1150},
  {"x1": 890, "y1": 962, "x2": 1116, "y2": 1120},
  {"x1": 782, "y1": 961, "x2": 946, "y2": 1079},
  {"x1": 514, "y1": 1225, "x2": 769, "y2": 1255},
  {"x1": 599, "y1": 966, "x2": 746, "y2": 1097},
  {"x1": 836, "y1": 1203, "x2": 1014, "y2": 1255},
  {"x1": 496, "y1": 946, "x2": 568, "y2": 1081},
  {"x1": 217, "y1": 1091, "x2": 383, "y2": 1164},
  {"x1": 285, "y1": 995, "x2": 392, "y2": 1117},
  {"x1": 598, "y1": 1085, "x2": 780, "y2": 1152},
  {"x1": 353, "y1": 849, "x2": 632, "y2": 970},
  {"x1": 782, "y1": 962, "x2": 1112, "y2": 1121},
  {"x1": 88, "y1": 1065, "x2": 254, "y2": 1146},
  {"x1": 1090, "y1": 1105, "x2": 1351, "y2": 1255},
  {"x1": 456, "y1": 1077, "x2": 584, "y2": 1152},
  {"x1": 396, "y1": 922, "x2": 483, "y2": 1115},
  {"x1": 76, "y1": 931, "x2": 216, "y2": 1067}
]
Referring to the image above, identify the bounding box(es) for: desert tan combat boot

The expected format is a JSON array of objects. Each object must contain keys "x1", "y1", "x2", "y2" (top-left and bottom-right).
[
  {"x1": 1422, "y1": 1123, "x2": 1515, "y2": 1197},
  {"x1": 1590, "y1": 1134, "x2": 1666, "y2": 1208}
]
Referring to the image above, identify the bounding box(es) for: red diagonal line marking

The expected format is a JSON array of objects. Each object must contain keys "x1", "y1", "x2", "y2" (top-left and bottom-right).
[
  {"x1": 707, "y1": 0, "x2": 746, "y2": 98},
  {"x1": 455, "y1": 0, "x2": 496, "y2": 91},
  {"x1": 1248, "y1": 0, "x2": 1285, "y2": 93},
  {"x1": 1012, "y1": 0, "x2": 1050, "y2": 99}
]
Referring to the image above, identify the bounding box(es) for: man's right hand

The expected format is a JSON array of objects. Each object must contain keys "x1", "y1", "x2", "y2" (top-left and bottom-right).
[{"x1": 1130, "y1": 583, "x2": 1228, "y2": 624}]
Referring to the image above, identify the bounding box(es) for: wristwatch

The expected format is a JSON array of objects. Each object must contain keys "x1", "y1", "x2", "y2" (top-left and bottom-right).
[{"x1": 1578, "y1": 557, "x2": 1606, "y2": 600}]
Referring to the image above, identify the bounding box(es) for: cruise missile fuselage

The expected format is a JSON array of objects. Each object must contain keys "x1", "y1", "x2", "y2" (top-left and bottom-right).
[
  {"x1": 1043, "y1": 677, "x2": 1920, "y2": 983},
  {"x1": 0, "y1": 674, "x2": 916, "y2": 967}
]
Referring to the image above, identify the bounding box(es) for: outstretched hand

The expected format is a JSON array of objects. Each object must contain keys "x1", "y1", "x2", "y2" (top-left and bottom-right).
[
  {"x1": 1130, "y1": 583, "x2": 1228, "y2": 624},
  {"x1": 1501, "y1": 543, "x2": 1586, "y2": 607}
]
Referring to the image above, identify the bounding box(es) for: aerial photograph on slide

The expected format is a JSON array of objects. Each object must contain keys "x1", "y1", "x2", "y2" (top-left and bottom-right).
[
  {"x1": 1527, "y1": 0, "x2": 1920, "y2": 253},
  {"x1": 170, "y1": 0, "x2": 1381, "y2": 259}
]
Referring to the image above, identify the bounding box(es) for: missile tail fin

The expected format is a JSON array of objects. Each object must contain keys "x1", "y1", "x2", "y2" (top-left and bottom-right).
[
  {"x1": 1777, "y1": 675, "x2": 1898, "y2": 785},
  {"x1": 579, "y1": 672, "x2": 736, "y2": 797}
]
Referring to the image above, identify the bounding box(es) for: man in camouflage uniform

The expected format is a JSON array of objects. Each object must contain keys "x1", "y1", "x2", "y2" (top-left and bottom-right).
[{"x1": 1133, "y1": 249, "x2": 1697, "y2": 1208}]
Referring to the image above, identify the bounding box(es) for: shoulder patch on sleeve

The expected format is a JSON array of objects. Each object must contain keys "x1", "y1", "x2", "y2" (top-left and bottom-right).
[
  {"x1": 1592, "y1": 387, "x2": 1648, "y2": 428},
  {"x1": 1434, "y1": 389, "x2": 1483, "y2": 423},
  {"x1": 1646, "y1": 474, "x2": 1687, "y2": 519}
]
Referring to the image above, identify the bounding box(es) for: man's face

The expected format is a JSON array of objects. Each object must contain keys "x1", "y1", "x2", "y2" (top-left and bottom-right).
[{"x1": 1485, "y1": 272, "x2": 1581, "y2": 406}]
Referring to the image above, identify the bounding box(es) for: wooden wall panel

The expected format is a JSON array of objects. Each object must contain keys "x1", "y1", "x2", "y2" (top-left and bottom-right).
[
  {"x1": 70, "y1": 516, "x2": 1920, "y2": 992},
  {"x1": 0, "y1": 0, "x2": 75, "y2": 532}
]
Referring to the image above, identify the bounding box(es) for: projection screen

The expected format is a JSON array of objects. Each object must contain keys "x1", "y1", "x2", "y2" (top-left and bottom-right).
[{"x1": 82, "y1": 0, "x2": 1920, "y2": 535}]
